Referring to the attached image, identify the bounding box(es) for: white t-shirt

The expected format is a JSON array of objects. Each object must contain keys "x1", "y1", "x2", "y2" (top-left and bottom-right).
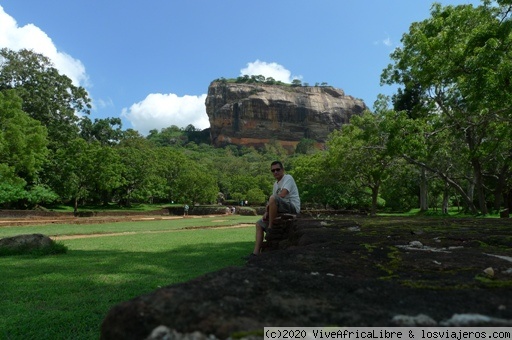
[{"x1": 273, "y1": 174, "x2": 301, "y2": 213}]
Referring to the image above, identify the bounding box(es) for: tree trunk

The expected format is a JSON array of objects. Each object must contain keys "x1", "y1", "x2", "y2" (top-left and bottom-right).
[
  {"x1": 442, "y1": 182, "x2": 449, "y2": 214},
  {"x1": 471, "y1": 159, "x2": 488, "y2": 214},
  {"x1": 419, "y1": 167, "x2": 428, "y2": 211},
  {"x1": 402, "y1": 154, "x2": 478, "y2": 214},
  {"x1": 73, "y1": 197, "x2": 78, "y2": 216},
  {"x1": 370, "y1": 185, "x2": 379, "y2": 217},
  {"x1": 494, "y1": 166, "x2": 507, "y2": 212}
]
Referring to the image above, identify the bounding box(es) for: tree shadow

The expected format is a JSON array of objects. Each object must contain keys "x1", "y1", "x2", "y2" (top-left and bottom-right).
[{"x1": 0, "y1": 240, "x2": 254, "y2": 339}]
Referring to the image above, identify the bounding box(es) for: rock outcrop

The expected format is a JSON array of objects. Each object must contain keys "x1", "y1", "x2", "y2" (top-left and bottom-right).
[
  {"x1": 100, "y1": 217, "x2": 512, "y2": 340},
  {"x1": 0, "y1": 233, "x2": 53, "y2": 252},
  {"x1": 205, "y1": 81, "x2": 367, "y2": 151}
]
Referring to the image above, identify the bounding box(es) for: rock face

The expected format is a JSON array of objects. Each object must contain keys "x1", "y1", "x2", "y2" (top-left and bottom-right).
[
  {"x1": 205, "y1": 81, "x2": 367, "y2": 151},
  {"x1": 100, "y1": 217, "x2": 512, "y2": 340}
]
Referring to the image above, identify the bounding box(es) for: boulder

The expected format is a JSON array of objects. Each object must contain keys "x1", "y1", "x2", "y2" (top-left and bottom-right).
[
  {"x1": 205, "y1": 81, "x2": 367, "y2": 151},
  {"x1": 0, "y1": 233, "x2": 53, "y2": 252}
]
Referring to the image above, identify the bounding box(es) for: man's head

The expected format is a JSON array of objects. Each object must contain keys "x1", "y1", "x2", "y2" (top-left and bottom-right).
[{"x1": 270, "y1": 161, "x2": 284, "y2": 181}]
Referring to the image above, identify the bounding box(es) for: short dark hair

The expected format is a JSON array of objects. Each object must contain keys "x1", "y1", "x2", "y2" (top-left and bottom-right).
[{"x1": 271, "y1": 161, "x2": 284, "y2": 169}]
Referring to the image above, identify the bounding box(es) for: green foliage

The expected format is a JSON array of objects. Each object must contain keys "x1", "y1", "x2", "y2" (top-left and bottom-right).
[
  {"x1": 325, "y1": 110, "x2": 397, "y2": 215},
  {"x1": 0, "y1": 48, "x2": 91, "y2": 148},
  {"x1": 295, "y1": 138, "x2": 317, "y2": 155},
  {"x1": 0, "y1": 173, "x2": 26, "y2": 205},
  {"x1": 379, "y1": 160, "x2": 419, "y2": 212},
  {"x1": 0, "y1": 90, "x2": 49, "y2": 181},
  {"x1": 4, "y1": 6, "x2": 512, "y2": 216},
  {"x1": 381, "y1": 1, "x2": 512, "y2": 214},
  {"x1": 24, "y1": 184, "x2": 59, "y2": 206},
  {"x1": 79, "y1": 117, "x2": 123, "y2": 146},
  {"x1": 245, "y1": 188, "x2": 267, "y2": 205},
  {"x1": 174, "y1": 164, "x2": 219, "y2": 205}
]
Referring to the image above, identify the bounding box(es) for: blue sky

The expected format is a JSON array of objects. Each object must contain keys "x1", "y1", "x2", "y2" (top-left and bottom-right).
[{"x1": 1, "y1": 0, "x2": 479, "y2": 135}]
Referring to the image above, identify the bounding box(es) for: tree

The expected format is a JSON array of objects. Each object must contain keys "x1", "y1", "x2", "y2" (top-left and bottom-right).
[
  {"x1": 86, "y1": 142, "x2": 123, "y2": 205},
  {"x1": 290, "y1": 153, "x2": 335, "y2": 208},
  {"x1": 326, "y1": 110, "x2": 396, "y2": 215},
  {"x1": 0, "y1": 48, "x2": 91, "y2": 148},
  {"x1": 79, "y1": 117, "x2": 123, "y2": 146},
  {"x1": 147, "y1": 125, "x2": 186, "y2": 147},
  {"x1": 381, "y1": 1, "x2": 512, "y2": 214},
  {"x1": 52, "y1": 138, "x2": 93, "y2": 213},
  {"x1": 115, "y1": 136, "x2": 158, "y2": 205},
  {"x1": 294, "y1": 138, "x2": 317, "y2": 155},
  {"x1": 0, "y1": 90, "x2": 49, "y2": 183},
  {"x1": 174, "y1": 164, "x2": 219, "y2": 205},
  {"x1": 246, "y1": 188, "x2": 267, "y2": 205}
]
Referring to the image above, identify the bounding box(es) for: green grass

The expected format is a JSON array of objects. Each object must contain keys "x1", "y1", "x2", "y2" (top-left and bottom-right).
[
  {"x1": 0, "y1": 215, "x2": 257, "y2": 238},
  {"x1": 0, "y1": 215, "x2": 257, "y2": 339},
  {"x1": 45, "y1": 203, "x2": 174, "y2": 212}
]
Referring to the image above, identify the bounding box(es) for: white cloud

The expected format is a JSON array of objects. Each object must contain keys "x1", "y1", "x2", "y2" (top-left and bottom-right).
[
  {"x1": 374, "y1": 33, "x2": 394, "y2": 48},
  {"x1": 0, "y1": 5, "x2": 88, "y2": 87},
  {"x1": 240, "y1": 60, "x2": 300, "y2": 83},
  {"x1": 121, "y1": 93, "x2": 209, "y2": 135},
  {"x1": 122, "y1": 60, "x2": 300, "y2": 135},
  {"x1": 383, "y1": 37, "x2": 393, "y2": 47}
]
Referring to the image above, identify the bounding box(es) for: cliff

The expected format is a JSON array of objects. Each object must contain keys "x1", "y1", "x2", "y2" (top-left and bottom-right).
[{"x1": 205, "y1": 81, "x2": 367, "y2": 151}]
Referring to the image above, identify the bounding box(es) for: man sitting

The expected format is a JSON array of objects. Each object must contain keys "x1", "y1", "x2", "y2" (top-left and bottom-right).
[{"x1": 244, "y1": 161, "x2": 300, "y2": 259}]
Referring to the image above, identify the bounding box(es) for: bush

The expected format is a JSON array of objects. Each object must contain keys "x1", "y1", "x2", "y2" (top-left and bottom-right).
[{"x1": 238, "y1": 207, "x2": 257, "y2": 216}]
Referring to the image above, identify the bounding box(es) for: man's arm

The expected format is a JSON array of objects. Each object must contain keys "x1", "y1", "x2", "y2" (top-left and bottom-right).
[{"x1": 278, "y1": 188, "x2": 289, "y2": 198}]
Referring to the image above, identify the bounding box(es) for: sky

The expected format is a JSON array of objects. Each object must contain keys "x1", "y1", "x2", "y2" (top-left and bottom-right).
[{"x1": 0, "y1": 0, "x2": 480, "y2": 135}]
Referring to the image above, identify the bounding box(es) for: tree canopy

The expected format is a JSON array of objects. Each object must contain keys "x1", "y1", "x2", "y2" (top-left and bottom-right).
[{"x1": 2, "y1": 1, "x2": 512, "y2": 216}]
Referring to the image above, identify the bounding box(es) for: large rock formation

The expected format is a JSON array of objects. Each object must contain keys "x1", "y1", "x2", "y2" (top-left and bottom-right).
[
  {"x1": 100, "y1": 217, "x2": 512, "y2": 340},
  {"x1": 205, "y1": 81, "x2": 367, "y2": 151}
]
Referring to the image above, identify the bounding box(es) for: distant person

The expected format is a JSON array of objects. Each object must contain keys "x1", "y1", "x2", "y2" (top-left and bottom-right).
[
  {"x1": 184, "y1": 204, "x2": 189, "y2": 216},
  {"x1": 244, "y1": 161, "x2": 300, "y2": 259}
]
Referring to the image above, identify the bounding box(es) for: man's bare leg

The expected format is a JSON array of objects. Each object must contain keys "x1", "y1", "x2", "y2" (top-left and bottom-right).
[
  {"x1": 267, "y1": 194, "x2": 278, "y2": 229},
  {"x1": 252, "y1": 223, "x2": 264, "y2": 255}
]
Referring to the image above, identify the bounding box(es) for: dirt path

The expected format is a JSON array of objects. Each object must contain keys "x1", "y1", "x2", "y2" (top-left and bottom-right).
[
  {"x1": 51, "y1": 223, "x2": 254, "y2": 240},
  {"x1": 0, "y1": 215, "x2": 186, "y2": 227}
]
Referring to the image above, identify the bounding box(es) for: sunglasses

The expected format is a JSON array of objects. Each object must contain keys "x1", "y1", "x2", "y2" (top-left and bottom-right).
[{"x1": 271, "y1": 168, "x2": 281, "y2": 173}]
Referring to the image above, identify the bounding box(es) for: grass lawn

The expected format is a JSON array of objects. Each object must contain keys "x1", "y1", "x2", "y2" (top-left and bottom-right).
[{"x1": 0, "y1": 215, "x2": 257, "y2": 340}]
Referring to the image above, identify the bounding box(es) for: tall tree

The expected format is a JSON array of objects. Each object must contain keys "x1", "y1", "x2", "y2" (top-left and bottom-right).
[
  {"x1": 0, "y1": 90, "x2": 51, "y2": 207},
  {"x1": 115, "y1": 135, "x2": 156, "y2": 205},
  {"x1": 0, "y1": 48, "x2": 91, "y2": 148},
  {"x1": 79, "y1": 117, "x2": 123, "y2": 146},
  {"x1": 327, "y1": 110, "x2": 396, "y2": 216},
  {"x1": 382, "y1": 1, "x2": 512, "y2": 214},
  {"x1": 0, "y1": 90, "x2": 48, "y2": 182}
]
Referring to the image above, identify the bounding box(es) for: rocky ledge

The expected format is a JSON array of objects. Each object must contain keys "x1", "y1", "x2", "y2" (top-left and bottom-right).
[{"x1": 100, "y1": 216, "x2": 512, "y2": 339}]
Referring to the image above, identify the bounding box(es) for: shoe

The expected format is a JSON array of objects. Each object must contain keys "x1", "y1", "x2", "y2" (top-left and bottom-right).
[{"x1": 242, "y1": 253, "x2": 258, "y2": 260}]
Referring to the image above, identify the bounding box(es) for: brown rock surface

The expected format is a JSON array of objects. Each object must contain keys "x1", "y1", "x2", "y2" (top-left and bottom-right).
[
  {"x1": 100, "y1": 216, "x2": 512, "y2": 340},
  {"x1": 205, "y1": 81, "x2": 367, "y2": 151}
]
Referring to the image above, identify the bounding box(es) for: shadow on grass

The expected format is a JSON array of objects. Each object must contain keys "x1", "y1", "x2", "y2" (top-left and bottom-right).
[{"x1": 0, "y1": 240, "x2": 254, "y2": 340}]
